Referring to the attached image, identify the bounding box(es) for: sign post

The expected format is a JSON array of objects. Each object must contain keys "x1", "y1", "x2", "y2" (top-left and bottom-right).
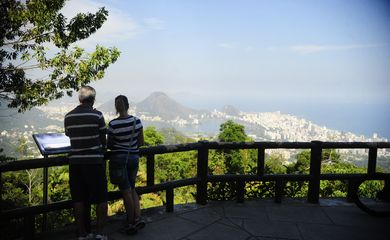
[{"x1": 32, "y1": 133, "x2": 71, "y2": 232}]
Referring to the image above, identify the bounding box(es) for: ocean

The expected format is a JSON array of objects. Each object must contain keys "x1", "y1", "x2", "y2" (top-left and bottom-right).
[{"x1": 183, "y1": 98, "x2": 390, "y2": 140}]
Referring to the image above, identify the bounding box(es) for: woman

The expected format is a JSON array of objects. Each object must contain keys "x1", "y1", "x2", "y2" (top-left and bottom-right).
[{"x1": 107, "y1": 95, "x2": 145, "y2": 235}]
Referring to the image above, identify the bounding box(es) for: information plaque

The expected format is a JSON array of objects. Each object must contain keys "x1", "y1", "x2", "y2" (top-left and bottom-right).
[{"x1": 32, "y1": 133, "x2": 71, "y2": 156}]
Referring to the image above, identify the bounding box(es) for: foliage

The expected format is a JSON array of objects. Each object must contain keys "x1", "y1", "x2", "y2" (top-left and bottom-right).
[
  {"x1": 245, "y1": 181, "x2": 277, "y2": 199},
  {"x1": 283, "y1": 181, "x2": 309, "y2": 198},
  {"x1": 2, "y1": 171, "x2": 30, "y2": 209},
  {"x1": 287, "y1": 149, "x2": 341, "y2": 174},
  {"x1": 377, "y1": 155, "x2": 390, "y2": 173},
  {"x1": 291, "y1": 150, "x2": 311, "y2": 173},
  {"x1": 174, "y1": 186, "x2": 196, "y2": 204},
  {"x1": 0, "y1": 148, "x2": 15, "y2": 162},
  {"x1": 209, "y1": 120, "x2": 257, "y2": 200},
  {"x1": 209, "y1": 121, "x2": 385, "y2": 201},
  {"x1": 159, "y1": 127, "x2": 194, "y2": 144},
  {"x1": 265, "y1": 153, "x2": 287, "y2": 174},
  {"x1": 155, "y1": 151, "x2": 197, "y2": 183},
  {"x1": 245, "y1": 153, "x2": 292, "y2": 199},
  {"x1": 48, "y1": 166, "x2": 70, "y2": 202},
  {"x1": 46, "y1": 166, "x2": 73, "y2": 229},
  {"x1": 218, "y1": 120, "x2": 247, "y2": 142},
  {"x1": 207, "y1": 182, "x2": 236, "y2": 200},
  {"x1": 0, "y1": 0, "x2": 120, "y2": 112},
  {"x1": 1, "y1": 123, "x2": 389, "y2": 237},
  {"x1": 359, "y1": 180, "x2": 385, "y2": 198},
  {"x1": 15, "y1": 137, "x2": 42, "y2": 204},
  {"x1": 140, "y1": 128, "x2": 198, "y2": 207},
  {"x1": 208, "y1": 150, "x2": 226, "y2": 175},
  {"x1": 143, "y1": 126, "x2": 164, "y2": 146},
  {"x1": 217, "y1": 120, "x2": 250, "y2": 174},
  {"x1": 139, "y1": 193, "x2": 164, "y2": 209},
  {"x1": 135, "y1": 157, "x2": 164, "y2": 209}
]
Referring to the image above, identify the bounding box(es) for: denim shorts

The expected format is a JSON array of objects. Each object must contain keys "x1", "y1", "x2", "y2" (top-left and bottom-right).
[{"x1": 110, "y1": 153, "x2": 139, "y2": 190}]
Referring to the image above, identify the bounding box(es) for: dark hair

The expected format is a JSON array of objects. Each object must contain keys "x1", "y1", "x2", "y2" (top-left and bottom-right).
[
  {"x1": 115, "y1": 95, "x2": 129, "y2": 115},
  {"x1": 79, "y1": 86, "x2": 96, "y2": 104}
]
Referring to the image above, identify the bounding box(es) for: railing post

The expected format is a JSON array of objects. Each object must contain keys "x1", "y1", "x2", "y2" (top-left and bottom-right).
[
  {"x1": 257, "y1": 147, "x2": 265, "y2": 176},
  {"x1": 196, "y1": 141, "x2": 208, "y2": 205},
  {"x1": 347, "y1": 179, "x2": 358, "y2": 202},
  {"x1": 42, "y1": 155, "x2": 49, "y2": 232},
  {"x1": 367, "y1": 146, "x2": 377, "y2": 175},
  {"x1": 147, "y1": 154, "x2": 155, "y2": 186},
  {"x1": 24, "y1": 214, "x2": 35, "y2": 239},
  {"x1": 308, "y1": 141, "x2": 322, "y2": 203},
  {"x1": 236, "y1": 179, "x2": 245, "y2": 203},
  {"x1": 166, "y1": 187, "x2": 174, "y2": 212},
  {"x1": 0, "y1": 171, "x2": 2, "y2": 212},
  {"x1": 275, "y1": 180, "x2": 284, "y2": 203}
]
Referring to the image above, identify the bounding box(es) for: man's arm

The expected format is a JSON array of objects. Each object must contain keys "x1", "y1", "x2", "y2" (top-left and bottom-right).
[
  {"x1": 107, "y1": 124, "x2": 113, "y2": 149},
  {"x1": 64, "y1": 117, "x2": 69, "y2": 136},
  {"x1": 100, "y1": 132, "x2": 107, "y2": 148},
  {"x1": 99, "y1": 115, "x2": 107, "y2": 148}
]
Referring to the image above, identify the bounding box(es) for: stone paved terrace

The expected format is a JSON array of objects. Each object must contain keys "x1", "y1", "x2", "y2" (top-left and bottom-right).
[{"x1": 41, "y1": 198, "x2": 390, "y2": 240}]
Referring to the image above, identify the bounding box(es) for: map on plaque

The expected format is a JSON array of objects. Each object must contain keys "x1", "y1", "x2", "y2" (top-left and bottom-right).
[{"x1": 33, "y1": 133, "x2": 71, "y2": 156}]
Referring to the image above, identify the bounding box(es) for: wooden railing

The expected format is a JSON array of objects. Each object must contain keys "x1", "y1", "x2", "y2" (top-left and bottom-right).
[{"x1": 1, "y1": 141, "x2": 390, "y2": 239}]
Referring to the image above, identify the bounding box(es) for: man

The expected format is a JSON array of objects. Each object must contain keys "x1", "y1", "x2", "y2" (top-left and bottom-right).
[{"x1": 64, "y1": 86, "x2": 108, "y2": 240}]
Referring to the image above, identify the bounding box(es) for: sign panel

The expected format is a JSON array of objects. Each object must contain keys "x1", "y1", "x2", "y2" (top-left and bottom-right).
[{"x1": 33, "y1": 133, "x2": 71, "y2": 156}]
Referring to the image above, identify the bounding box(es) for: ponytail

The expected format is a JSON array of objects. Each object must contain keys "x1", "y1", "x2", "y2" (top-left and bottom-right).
[{"x1": 115, "y1": 95, "x2": 129, "y2": 115}]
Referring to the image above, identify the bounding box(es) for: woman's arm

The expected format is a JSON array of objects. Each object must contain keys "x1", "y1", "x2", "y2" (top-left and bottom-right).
[
  {"x1": 138, "y1": 128, "x2": 144, "y2": 147},
  {"x1": 107, "y1": 131, "x2": 113, "y2": 149}
]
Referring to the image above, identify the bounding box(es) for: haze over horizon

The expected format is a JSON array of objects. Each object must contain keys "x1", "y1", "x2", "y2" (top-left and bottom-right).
[
  {"x1": 50, "y1": 90, "x2": 389, "y2": 140},
  {"x1": 4, "y1": 0, "x2": 390, "y2": 139},
  {"x1": 59, "y1": 0, "x2": 390, "y2": 139}
]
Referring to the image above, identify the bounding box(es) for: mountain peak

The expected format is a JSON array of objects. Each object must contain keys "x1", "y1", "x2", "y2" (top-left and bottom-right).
[
  {"x1": 149, "y1": 91, "x2": 169, "y2": 98},
  {"x1": 137, "y1": 92, "x2": 197, "y2": 119},
  {"x1": 222, "y1": 105, "x2": 240, "y2": 116}
]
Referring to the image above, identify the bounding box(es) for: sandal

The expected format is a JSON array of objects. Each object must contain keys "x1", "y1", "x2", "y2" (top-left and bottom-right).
[
  {"x1": 135, "y1": 218, "x2": 146, "y2": 230},
  {"x1": 122, "y1": 224, "x2": 138, "y2": 235}
]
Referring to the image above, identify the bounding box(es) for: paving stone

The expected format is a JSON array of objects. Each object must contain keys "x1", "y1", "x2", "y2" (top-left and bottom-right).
[
  {"x1": 297, "y1": 222, "x2": 389, "y2": 240},
  {"x1": 318, "y1": 198, "x2": 355, "y2": 207},
  {"x1": 38, "y1": 199, "x2": 390, "y2": 240},
  {"x1": 179, "y1": 207, "x2": 223, "y2": 225},
  {"x1": 207, "y1": 200, "x2": 236, "y2": 208},
  {"x1": 121, "y1": 216, "x2": 203, "y2": 240},
  {"x1": 187, "y1": 222, "x2": 250, "y2": 240},
  {"x1": 218, "y1": 217, "x2": 244, "y2": 229},
  {"x1": 266, "y1": 205, "x2": 332, "y2": 224},
  {"x1": 244, "y1": 219, "x2": 301, "y2": 240},
  {"x1": 233, "y1": 198, "x2": 276, "y2": 207},
  {"x1": 322, "y1": 206, "x2": 390, "y2": 231},
  {"x1": 224, "y1": 205, "x2": 268, "y2": 220},
  {"x1": 255, "y1": 237, "x2": 298, "y2": 240}
]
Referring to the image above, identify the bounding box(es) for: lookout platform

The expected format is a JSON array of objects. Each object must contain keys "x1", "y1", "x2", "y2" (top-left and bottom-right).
[
  {"x1": 2, "y1": 141, "x2": 390, "y2": 239},
  {"x1": 41, "y1": 198, "x2": 390, "y2": 240}
]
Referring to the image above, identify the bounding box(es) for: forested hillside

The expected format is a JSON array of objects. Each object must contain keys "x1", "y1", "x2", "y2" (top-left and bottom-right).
[{"x1": 0, "y1": 121, "x2": 385, "y2": 239}]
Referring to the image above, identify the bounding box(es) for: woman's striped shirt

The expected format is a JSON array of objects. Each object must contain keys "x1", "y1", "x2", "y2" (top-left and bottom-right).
[{"x1": 108, "y1": 116, "x2": 143, "y2": 154}]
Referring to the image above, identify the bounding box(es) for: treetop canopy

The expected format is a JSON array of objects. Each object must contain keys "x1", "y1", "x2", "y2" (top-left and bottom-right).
[{"x1": 0, "y1": 0, "x2": 120, "y2": 112}]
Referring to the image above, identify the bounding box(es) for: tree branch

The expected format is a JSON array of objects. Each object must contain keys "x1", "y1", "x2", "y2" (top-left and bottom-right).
[
  {"x1": 2, "y1": 64, "x2": 41, "y2": 71},
  {"x1": 3, "y1": 31, "x2": 54, "y2": 46}
]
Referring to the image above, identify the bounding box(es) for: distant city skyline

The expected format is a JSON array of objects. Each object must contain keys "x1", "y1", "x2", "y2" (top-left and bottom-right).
[{"x1": 55, "y1": 0, "x2": 390, "y2": 139}]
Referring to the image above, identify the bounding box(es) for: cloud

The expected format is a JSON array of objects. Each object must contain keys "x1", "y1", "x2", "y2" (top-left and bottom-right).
[
  {"x1": 61, "y1": 0, "x2": 140, "y2": 48},
  {"x1": 244, "y1": 46, "x2": 254, "y2": 52},
  {"x1": 144, "y1": 18, "x2": 166, "y2": 30},
  {"x1": 218, "y1": 43, "x2": 256, "y2": 52},
  {"x1": 218, "y1": 43, "x2": 235, "y2": 49},
  {"x1": 290, "y1": 44, "x2": 379, "y2": 54}
]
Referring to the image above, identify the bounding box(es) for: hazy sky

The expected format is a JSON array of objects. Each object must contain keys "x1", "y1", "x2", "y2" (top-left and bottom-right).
[{"x1": 59, "y1": 0, "x2": 390, "y2": 137}]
